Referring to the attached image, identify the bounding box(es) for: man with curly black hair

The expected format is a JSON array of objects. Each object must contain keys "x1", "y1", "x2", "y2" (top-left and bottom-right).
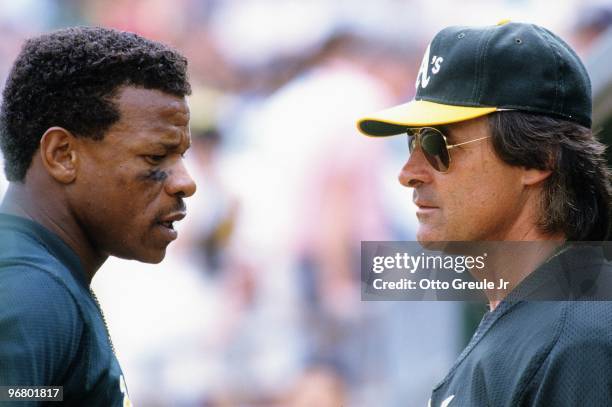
[{"x1": 0, "y1": 27, "x2": 196, "y2": 405}]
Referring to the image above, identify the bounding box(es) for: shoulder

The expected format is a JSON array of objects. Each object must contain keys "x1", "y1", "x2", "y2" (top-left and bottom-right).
[
  {"x1": 0, "y1": 265, "x2": 82, "y2": 316},
  {"x1": 0, "y1": 221, "x2": 61, "y2": 273},
  {"x1": 549, "y1": 302, "x2": 612, "y2": 361},
  {"x1": 0, "y1": 267, "x2": 84, "y2": 385},
  {"x1": 559, "y1": 301, "x2": 612, "y2": 340},
  {"x1": 517, "y1": 301, "x2": 612, "y2": 368},
  {"x1": 519, "y1": 302, "x2": 612, "y2": 404},
  {"x1": 0, "y1": 220, "x2": 86, "y2": 296},
  {"x1": 0, "y1": 266, "x2": 84, "y2": 340}
]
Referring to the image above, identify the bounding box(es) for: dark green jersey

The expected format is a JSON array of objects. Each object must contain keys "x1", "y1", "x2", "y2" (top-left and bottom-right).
[
  {"x1": 429, "y1": 245, "x2": 612, "y2": 407},
  {"x1": 0, "y1": 214, "x2": 130, "y2": 406}
]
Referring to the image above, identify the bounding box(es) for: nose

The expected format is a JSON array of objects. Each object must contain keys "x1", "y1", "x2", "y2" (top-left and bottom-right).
[
  {"x1": 166, "y1": 159, "x2": 197, "y2": 198},
  {"x1": 398, "y1": 147, "x2": 433, "y2": 188}
]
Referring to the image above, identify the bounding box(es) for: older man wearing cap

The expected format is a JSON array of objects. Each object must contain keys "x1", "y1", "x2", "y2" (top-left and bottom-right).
[{"x1": 358, "y1": 21, "x2": 612, "y2": 406}]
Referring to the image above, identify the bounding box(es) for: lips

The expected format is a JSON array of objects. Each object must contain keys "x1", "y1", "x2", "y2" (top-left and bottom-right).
[
  {"x1": 158, "y1": 212, "x2": 186, "y2": 227},
  {"x1": 414, "y1": 200, "x2": 440, "y2": 222},
  {"x1": 413, "y1": 190, "x2": 439, "y2": 209},
  {"x1": 159, "y1": 221, "x2": 174, "y2": 230},
  {"x1": 414, "y1": 201, "x2": 439, "y2": 209},
  {"x1": 156, "y1": 212, "x2": 186, "y2": 240}
]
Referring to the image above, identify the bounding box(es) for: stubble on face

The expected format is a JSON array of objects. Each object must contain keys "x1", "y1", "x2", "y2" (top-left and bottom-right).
[{"x1": 410, "y1": 117, "x2": 526, "y2": 243}]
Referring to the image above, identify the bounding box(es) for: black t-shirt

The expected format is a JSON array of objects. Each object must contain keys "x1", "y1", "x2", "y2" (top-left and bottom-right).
[
  {"x1": 0, "y1": 213, "x2": 131, "y2": 406},
  {"x1": 429, "y1": 245, "x2": 612, "y2": 406}
]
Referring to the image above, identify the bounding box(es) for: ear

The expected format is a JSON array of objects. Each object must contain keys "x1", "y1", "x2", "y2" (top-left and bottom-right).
[
  {"x1": 521, "y1": 167, "x2": 553, "y2": 186},
  {"x1": 39, "y1": 127, "x2": 78, "y2": 184}
]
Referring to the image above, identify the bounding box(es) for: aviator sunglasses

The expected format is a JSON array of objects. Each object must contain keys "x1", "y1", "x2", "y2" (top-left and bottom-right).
[{"x1": 407, "y1": 127, "x2": 490, "y2": 172}]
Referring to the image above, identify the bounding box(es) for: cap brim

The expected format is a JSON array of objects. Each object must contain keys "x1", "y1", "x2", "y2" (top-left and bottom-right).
[{"x1": 357, "y1": 100, "x2": 498, "y2": 136}]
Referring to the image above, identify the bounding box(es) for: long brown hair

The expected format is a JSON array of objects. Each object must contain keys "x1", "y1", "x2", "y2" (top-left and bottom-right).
[{"x1": 488, "y1": 111, "x2": 611, "y2": 241}]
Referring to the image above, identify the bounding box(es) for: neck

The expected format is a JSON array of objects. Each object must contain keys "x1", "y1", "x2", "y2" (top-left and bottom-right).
[
  {"x1": 482, "y1": 238, "x2": 565, "y2": 311},
  {"x1": 1, "y1": 182, "x2": 107, "y2": 283},
  {"x1": 482, "y1": 187, "x2": 566, "y2": 310}
]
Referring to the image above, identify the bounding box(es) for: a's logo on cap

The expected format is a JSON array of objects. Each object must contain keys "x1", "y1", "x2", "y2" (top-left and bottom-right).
[{"x1": 415, "y1": 44, "x2": 444, "y2": 90}]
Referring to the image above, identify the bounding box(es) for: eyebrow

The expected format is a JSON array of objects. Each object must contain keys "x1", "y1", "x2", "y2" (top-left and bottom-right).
[
  {"x1": 159, "y1": 107, "x2": 190, "y2": 123},
  {"x1": 151, "y1": 131, "x2": 184, "y2": 146},
  {"x1": 153, "y1": 139, "x2": 192, "y2": 151},
  {"x1": 143, "y1": 124, "x2": 191, "y2": 150},
  {"x1": 145, "y1": 141, "x2": 177, "y2": 152},
  {"x1": 438, "y1": 125, "x2": 450, "y2": 134},
  {"x1": 438, "y1": 125, "x2": 458, "y2": 142}
]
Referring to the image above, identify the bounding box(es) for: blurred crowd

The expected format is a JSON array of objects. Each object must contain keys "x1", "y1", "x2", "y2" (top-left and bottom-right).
[{"x1": 0, "y1": 0, "x2": 611, "y2": 405}]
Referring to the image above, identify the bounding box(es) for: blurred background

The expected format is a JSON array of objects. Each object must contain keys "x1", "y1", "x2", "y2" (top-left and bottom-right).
[{"x1": 0, "y1": 0, "x2": 611, "y2": 405}]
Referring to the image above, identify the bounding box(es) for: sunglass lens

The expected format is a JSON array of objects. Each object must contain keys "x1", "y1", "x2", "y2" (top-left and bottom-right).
[
  {"x1": 407, "y1": 134, "x2": 416, "y2": 153},
  {"x1": 420, "y1": 128, "x2": 450, "y2": 172}
]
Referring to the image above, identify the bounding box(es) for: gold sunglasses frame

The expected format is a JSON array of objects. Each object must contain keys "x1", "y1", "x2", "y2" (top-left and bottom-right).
[{"x1": 407, "y1": 127, "x2": 490, "y2": 173}]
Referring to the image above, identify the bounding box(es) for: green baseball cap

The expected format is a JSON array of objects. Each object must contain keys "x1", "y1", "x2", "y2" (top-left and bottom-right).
[{"x1": 357, "y1": 21, "x2": 592, "y2": 136}]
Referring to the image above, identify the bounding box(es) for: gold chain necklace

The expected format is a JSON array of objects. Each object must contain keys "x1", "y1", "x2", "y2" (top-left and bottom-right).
[{"x1": 88, "y1": 287, "x2": 117, "y2": 356}]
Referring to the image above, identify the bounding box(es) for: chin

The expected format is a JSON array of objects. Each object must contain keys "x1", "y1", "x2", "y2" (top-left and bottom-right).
[
  {"x1": 139, "y1": 250, "x2": 167, "y2": 264},
  {"x1": 416, "y1": 226, "x2": 445, "y2": 244},
  {"x1": 114, "y1": 248, "x2": 167, "y2": 264},
  {"x1": 418, "y1": 240, "x2": 444, "y2": 251}
]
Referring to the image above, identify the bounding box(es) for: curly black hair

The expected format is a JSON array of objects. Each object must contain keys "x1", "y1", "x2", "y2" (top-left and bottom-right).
[{"x1": 0, "y1": 26, "x2": 191, "y2": 182}]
